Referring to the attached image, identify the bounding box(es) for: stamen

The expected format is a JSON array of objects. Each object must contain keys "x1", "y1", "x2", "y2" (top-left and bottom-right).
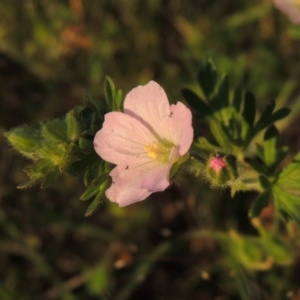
[
  {"x1": 144, "y1": 141, "x2": 173, "y2": 162},
  {"x1": 144, "y1": 143, "x2": 159, "y2": 159}
]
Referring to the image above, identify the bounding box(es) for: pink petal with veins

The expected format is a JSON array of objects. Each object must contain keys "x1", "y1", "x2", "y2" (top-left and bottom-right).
[
  {"x1": 106, "y1": 162, "x2": 170, "y2": 207},
  {"x1": 94, "y1": 112, "x2": 156, "y2": 166}
]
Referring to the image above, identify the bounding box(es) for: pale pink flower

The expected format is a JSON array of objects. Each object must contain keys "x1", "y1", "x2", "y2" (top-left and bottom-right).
[
  {"x1": 94, "y1": 81, "x2": 193, "y2": 206},
  {"x1": 274, "y1": 0, "x2": 300, "y2": 24}
]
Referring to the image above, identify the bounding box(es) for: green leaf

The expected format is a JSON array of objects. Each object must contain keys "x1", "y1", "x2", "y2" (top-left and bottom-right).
[
  {"x1": 246, "y1": 158, "x2": 267, "y2": 174},
  {"x1": 195, "y1": 137, "x2": 219, "y2": 152},
  {"x1": 37, "y1": 142, "x2": 68, "y2": 165},
  {"x1": 41, "y1": 119, "x2": 68, "y2": 142},
  {"x1": 85, "y1": 192, "x2": 104, "y2": 217},
  {"x1": 269, "y1": 152, "x2": 300, "y2": 223},
  {"x1": 253, "y1": 126, "x2": 287, "y2": 175},
  {"x1": 83, "y1": 156, "x2": 103, "y2": 186},
  {"x1": 86, "y1": 264, "x2": 109, "y2": 294},
  {"x1": 259, "y1": 175, "x2": 271, "y2": 189},
  {"x1": 276, "y1": 146, "x2": 289, "y2": 168},
  {"x1": 253, "y1": 101, "x2": 275, "y2": 133},
  {"x1": 79, "y1": 138, "x2": 94, "y2": 152},
  {"x1": 272, "y1": 185, "x2": 300, "y2": 224},
  {"x1": 17, "y1": 159, "x2": 54, "y2": 189},
  {"x1": 83, "y1": 89, "x2": 103, "y2": 117},
  {"x1": 255, "y1": 143, "x2": 265, "y2": 163},
  {"x1": 267, "y1": 107, "x2": 290, "y2": 125},
  {"x1": 263, "y1": 125, "x2": 278, "y2": 168},
  {"x1": 41, "y1": 168, "x2": 61, "y2": 188},
  {"x1": 226, "y1": 232, "x2": 270, "y2": 271},
  {"x1": 216, "y1": 74, "x2": 229, "y2": 108},
  {"x1": 181, "y1": 88, "x2": 211, "y2": 117},
  {"x1": 80, "y1": 185, "x2": 101, "y2": 201},
  {"x1": 104, "y1": 76, "x2": 117, "y2": 111},
  {"x1": 209, "y1": 119, "x2": 231, "y2": 148},
  {"x1": 115, "y1": 89, "x2": 124, "y2": 110},
  {"x1": 277, "y1": 152, "x2": 300, "y2": 190},
  {"x1": 65, "y1": 159, "x2": 87, "y2": 177},
  {"x1": 242, "y1": 91, "x2": 256, "y2": 128},
  {"x1": 17, "y1": 178, "x2": 41, "y2": 189},
  {"x1": 215, "y1": 107, "x2": 236, "y2": 127},
  {"x1": 197, "y1": 59, "x2": 218, "y2": 99},
  {"x1": 79, "y1": 107, "x2": 101, "y2": 135},
  {"x1": 260, "y1": 100, "x2": 275, "y2": 119},
  {"x1": 232, "y1": 84, "x2": 243, "y2": 113},
  {"x1": 253, "y1": 103, "x2": 290, "y2": 135},
  {"x1": 31, "y1": 158, "x2": 54, "y2": 174},
  {"x1": 265, "y1": 238, "x2": 293, "y2": 265},
  {"x1": 5, "y1": 126, "x2": 41, "y2": 160},
  {"x1": 66, "y1": 110, "x2": 81, "y2": 142},
  {"x1": 249, "y1": 191, "x2": 270, "y2": 217}
]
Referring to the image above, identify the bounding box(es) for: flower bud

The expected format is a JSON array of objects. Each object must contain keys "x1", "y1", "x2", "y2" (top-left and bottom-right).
[{"x1": 207, "y1": 153, "x2": 238, "y2": 186}]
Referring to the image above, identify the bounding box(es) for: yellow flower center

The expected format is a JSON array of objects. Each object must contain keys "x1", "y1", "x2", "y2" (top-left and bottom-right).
[{"x1": 144, "y1": 141, "x2": 173, "y2": 162}]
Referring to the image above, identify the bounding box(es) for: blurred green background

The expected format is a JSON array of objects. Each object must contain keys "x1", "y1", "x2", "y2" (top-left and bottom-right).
[{"x1": 1, "y1": 0, "x2": 300, "y2": 299}]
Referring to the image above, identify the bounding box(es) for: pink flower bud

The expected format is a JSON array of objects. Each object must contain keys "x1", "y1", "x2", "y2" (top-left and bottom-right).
[
  {"x1": 209, "y1": 155, "x2": 226, "y2": 174},
  {"x1": 207, "y1": 153, "x2": 238, "y2": 186}
]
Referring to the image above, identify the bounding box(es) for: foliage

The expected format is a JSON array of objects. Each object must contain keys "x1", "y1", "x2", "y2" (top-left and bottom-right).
[{"x1": 1, "y1": 1, "x2": 300, "y2": 300}]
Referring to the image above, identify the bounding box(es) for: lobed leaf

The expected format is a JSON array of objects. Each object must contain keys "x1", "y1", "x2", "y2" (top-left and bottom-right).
[
  {"x1": 197, "y1": 59, "x2": 218, "y2": 99},
  {"x1": 232, "y1": 84, "x2": 243, "y2": 113},
  {"x1": 272, "y1": 185, "x2": 300, "y2": 224},
  {"x1": 181, "y1": 88, "x2": 211, "y2": 117},
  {"x1": 267, "y1": 107, "x2": 290, "y2": 126},
  {"x1": 271, "y1": 153, "x2": 300, "y2": 223},
  {"x1": 209, "y1": 118, "x2": 231, "y2": 148},
  {"x1": 242, "y1": 91, "x2": 256, "y2": 130},
  {"x1": 249, "y1": 191, "x2": 270, "y2": 218},
  {"x1": 276, "y1": 152, "x2": 300, "y2": 190},
  {"x1": 253, "y1": 103, "x2": 290, "y2": 136},
  {"x1": 256, "y1": 101, "x2": 275, "y2": 127},
  {"x1": 195, "y1": 137, "x2": 219, "y2": 153},
  {"x1": 217, "y1": 74, "x2": 229, "y2": 107},
  {"x1": 245, "y1": 158, "x2": 267, "y2": 174}
]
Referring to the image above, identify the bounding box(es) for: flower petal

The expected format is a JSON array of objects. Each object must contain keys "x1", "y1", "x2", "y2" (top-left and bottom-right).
[
  {"x1": 274, "y1": 0, "x2": 300, "y2": 24},
  {"x1": 123, "y1": 81, "x2": 171, "y2": 137},
  {"x1": 156, "y1": 102, "x2": 193, "y2": 155},
  {"x1": 170, "y1": 102, "x2": 194, "y2": 155},
  {"x1": 124, "y1": 81, "x2": 193, "y2": 155},
  {"x1": 94, "y1": 112, "x2": 156, "y2": 165},
  {"x1": 141, "y1": 164, "x2": 170, "y2": 191},
  {"x1": 106, "y1": 161, "x2": 170, "y2": 206}
]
